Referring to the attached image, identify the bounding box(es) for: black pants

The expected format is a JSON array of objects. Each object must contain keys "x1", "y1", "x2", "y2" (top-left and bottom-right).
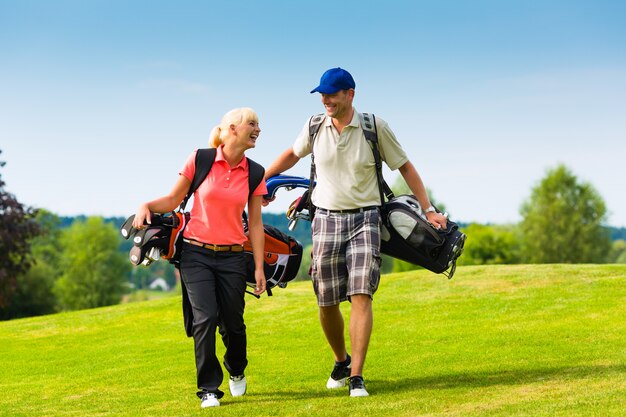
[{"x1": 180, "y1": 243, "x2": 248, "y2": 399}]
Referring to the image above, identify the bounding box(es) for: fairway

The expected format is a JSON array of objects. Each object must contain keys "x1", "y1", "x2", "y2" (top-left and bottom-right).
[{"x1": 1, "y1": 264, "x2": 624, "y2": 416}]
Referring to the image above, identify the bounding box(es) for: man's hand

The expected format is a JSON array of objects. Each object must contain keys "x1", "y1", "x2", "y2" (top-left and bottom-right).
[{"x1": 426, "y1": 211, "x2": 447, "y2": 230}]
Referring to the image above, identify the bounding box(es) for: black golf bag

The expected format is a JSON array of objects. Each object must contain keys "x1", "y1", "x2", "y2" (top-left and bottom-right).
[{"x1": 380, "y1": 195, "x2": 466, "y2": 278}]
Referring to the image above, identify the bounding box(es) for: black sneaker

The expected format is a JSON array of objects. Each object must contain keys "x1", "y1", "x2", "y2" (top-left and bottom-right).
[
  {"x1": 326, "y1": 354, "x2": 352, "y2": 388},
  {"x1": 348, "y1": 375, "x2": 369, "y2": 397}
]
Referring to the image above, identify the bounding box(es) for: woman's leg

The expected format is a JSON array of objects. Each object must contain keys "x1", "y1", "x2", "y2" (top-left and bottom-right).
[
  {"x1": 180, "y1": 246, "x2": 223, "y2": 398},
  {"x1": 215, "y1": 253, "x2": 248, "y2": 377}
]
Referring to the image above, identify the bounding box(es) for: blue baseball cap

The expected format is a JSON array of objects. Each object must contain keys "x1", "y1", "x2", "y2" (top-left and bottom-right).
[{"x1": 310, "y1": 67, "x2": 356, "y2": 94}]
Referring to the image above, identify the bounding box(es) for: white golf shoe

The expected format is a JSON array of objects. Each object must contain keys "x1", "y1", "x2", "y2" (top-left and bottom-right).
[
  {"x1": 229, "y1": 375, "x2": 247, "y2": 397},
  {"x1": 200, "y1": 393, "x2": 220, "y2": 408}
]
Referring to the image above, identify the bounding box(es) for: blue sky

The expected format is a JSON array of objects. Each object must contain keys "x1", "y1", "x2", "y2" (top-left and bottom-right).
[{"x1": 1, "y1": 0, "x2": 625, "y2": 226}]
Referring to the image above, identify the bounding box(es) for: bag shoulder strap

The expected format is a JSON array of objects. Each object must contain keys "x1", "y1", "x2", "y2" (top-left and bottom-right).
[
  {"x1": 305, "y1": 114, "x2": 326, "y2": 215},
  {"x1": 308, "y1": 113, "x2": 326, "y2": 149},
  {"x1": 180, "y1": 148, "x2": 216, "y2": 211},
  {"x1": 246, "y1": 157, "x2": 265, "y2": 197},
  {"x1": 359, "y1": 113, "x2": 394, "y2": 204},
  {"x1": 241, "y1": 157, "x2": 266, "y2": 230}
]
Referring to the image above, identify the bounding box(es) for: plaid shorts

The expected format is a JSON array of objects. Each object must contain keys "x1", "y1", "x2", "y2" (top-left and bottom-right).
[{"x1": 310, "y1": 208, "x2": 382, "y2": 306}]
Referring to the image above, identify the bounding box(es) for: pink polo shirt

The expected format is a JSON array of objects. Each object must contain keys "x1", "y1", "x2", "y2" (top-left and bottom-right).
[{"x1": 180, "y1": 146, "x2": 267, "y2": 245}]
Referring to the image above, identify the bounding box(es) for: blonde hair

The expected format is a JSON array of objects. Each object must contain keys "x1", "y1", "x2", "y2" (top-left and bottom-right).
[{"x1": 208, "y1": 107, "x2": 259, "y2": 148}]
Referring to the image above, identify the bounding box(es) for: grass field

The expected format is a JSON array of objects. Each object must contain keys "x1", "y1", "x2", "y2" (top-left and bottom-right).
[{"x1": 1, "y1": 264, "x2": 625, "y2": 416}]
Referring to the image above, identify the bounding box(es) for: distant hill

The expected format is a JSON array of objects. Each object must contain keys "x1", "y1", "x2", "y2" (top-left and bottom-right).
[
  {"x1": 61, "y1": 213, "x2": 313, "y2": 248},
  {"x1": 610, "y1": 226, "x2": 626, "y2": 241}
]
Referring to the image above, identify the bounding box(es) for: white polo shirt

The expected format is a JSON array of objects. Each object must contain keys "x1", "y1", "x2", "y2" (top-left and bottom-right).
[{"x1": 292, "y1": 108, "x2": 408, "y2": 210}]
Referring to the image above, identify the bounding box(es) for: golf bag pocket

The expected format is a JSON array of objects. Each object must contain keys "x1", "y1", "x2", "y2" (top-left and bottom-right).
[
  {"x1": 243, "y1": 224, "x2": 303, "y2": 292},
  {"x1": 380, "y1": 195, "x2": 466, "y2": 278}
]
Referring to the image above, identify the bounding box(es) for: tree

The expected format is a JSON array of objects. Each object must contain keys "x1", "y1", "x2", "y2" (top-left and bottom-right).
[
  {"x1": 54, "y1": 217, "x2": 131, "y2": 310},
  {"x1": 2, "y1": 210, "x2": 62, "y2": 319},
  {"x1": 0, "y1": 150, "x2": 41, "y2": 312},
  {"x1": 608, "y1": 239, "x2": 626, "y2": 264},
  {"x1": 457, "y1": 223, "x2": 521, "y2": 265},
  {"x1": 390, "y1": 175, "x2": 447, "y2": 214},
  {"x1": 519, "y1": 164, "x2": 611, "y2": 263}
]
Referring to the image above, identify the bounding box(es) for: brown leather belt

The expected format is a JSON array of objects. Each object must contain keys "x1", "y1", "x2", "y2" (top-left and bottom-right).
[
  {"x1": 183, "y1": 239, "x2": 244, "y2": 252},
  {"x1": 316, "y1": 206, "x2": 379, "y2": 214}
]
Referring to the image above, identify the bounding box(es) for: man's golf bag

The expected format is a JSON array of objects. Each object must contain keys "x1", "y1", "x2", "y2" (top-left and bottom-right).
[{"x1": 380, "y1": 194, "x2": 466, "y2": 278}]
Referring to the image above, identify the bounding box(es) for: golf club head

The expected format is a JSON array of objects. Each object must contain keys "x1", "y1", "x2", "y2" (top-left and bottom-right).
[
  {"x1": 129, "y1": 245, "x2": 145, "y2": 266},
  {"x1": 132, "y1": 227, "x2": 164, "y2": 246},
  {"x1": 129, "y1": 235, "x2": 170, "y2": 265},
  {"x1": 120, "y1": 215, "x2": 137, "y2": 239},
  {"x1": 295, "y1": 190, "x2": 310, "y2": 212},
  {"x1": 144, "y1": 246, "x2": 162, "y2": 264},
  {"x1": 287, "y1": 196, "x2": 302, "y2": 219}
]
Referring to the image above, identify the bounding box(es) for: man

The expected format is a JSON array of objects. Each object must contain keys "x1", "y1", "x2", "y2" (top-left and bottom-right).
[{"x1": 264, "y1": 67, "x2": 447, "y2": 397}]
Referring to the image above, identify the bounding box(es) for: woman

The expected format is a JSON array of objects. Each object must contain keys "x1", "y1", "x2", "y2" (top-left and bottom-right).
[{"x1": 132, "y1": 108, "x2": 267, "y2": 408}]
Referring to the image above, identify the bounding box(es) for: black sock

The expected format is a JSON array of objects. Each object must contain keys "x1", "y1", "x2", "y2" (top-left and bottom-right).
[{"x1": 336, "y1": 354, "x2": 351, "y2": 366}]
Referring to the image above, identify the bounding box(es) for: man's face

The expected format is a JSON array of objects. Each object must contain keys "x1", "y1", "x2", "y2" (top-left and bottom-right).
[{"x1": 320, "y1": 89, "x2": 353, "y2": 119}]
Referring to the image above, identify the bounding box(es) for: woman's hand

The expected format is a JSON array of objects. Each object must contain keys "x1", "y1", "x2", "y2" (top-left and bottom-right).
[
  {"x1": 253, "y1": 268, "x2": 266, "y2": 296},
  {"x1": 132, "y1": 203, "x2": 152, "y2": 229},
  {"x1": 261, "y1": 195, "x2": 275, "y2": 207}
]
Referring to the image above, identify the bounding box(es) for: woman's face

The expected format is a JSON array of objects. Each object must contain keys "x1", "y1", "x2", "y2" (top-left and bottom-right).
[{"x1": 232, "y1": 119, "x2": 261, "y2": 149}]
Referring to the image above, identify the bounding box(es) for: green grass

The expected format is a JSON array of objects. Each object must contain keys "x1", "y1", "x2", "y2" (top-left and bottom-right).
[{"x1": 1, "y1": 264, "x2": 625, "y2": 416}]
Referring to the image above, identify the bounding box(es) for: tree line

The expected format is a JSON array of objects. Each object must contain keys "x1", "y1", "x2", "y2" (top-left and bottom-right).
[
  {"x1": 1, "y1": 147, "x2": 624, "y2": 320},
  {"x1": 457, "y1": 165, "x2": 621, "y2": 266}
]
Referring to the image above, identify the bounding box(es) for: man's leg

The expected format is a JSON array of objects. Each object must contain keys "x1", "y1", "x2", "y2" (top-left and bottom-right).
[
  {"x1": 344, "y1": 209, "x2": 379, "y2": 397},
  {"x1": 348, "y1": 294, "x2": 373, "y2": 377},
  {"x1": 320, "y1": 303, "x2": 353, "y2": 389},
  {"x1": 311, "y1": 211, "x2": 353, "y2": 388},
  {"x1": 319, "y1": 304, "x2": 347, "y2": 362},
  {"x1": 312, "y1": 212, "x2": 348, "y2": 362}
]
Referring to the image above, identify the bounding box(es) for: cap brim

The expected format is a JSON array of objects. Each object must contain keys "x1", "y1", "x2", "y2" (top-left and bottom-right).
[{"x1": 310, "y1": 85, "x2": 341, "y2": 94}]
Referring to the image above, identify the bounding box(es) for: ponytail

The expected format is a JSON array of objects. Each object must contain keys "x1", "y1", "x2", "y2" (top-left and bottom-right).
[{"x1": 208, "y1": 126, "x2": 223, "y2": 148}]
